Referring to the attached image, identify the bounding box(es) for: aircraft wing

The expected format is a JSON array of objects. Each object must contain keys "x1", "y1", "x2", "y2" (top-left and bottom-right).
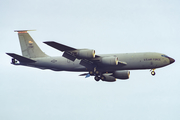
[
  {"x1": 44, "y1": 41, "x2": 102, "y2": 68},
  {"x1": 44, "y1": 41, "x2": 126, "y2": 68},
  {"x1": 43, "y1": 41, "x2": 76, "y2": 52}
]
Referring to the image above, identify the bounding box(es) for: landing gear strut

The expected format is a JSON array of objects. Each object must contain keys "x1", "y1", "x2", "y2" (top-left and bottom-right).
[
  {"x1": 90, "y1": 67, "x2": 100, "y2": 76},
  {"x1": 151, "y1": 69, "x2": 156, "y2": 76},
  {"x1": 95, "y1": 70, "x2": 99, "y2": 75},
  {"x1": 91, "y1": 67, "x2": 101, "y2": 81}
]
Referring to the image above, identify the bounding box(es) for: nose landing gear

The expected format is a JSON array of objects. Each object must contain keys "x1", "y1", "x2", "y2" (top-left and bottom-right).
[{"x1": 150, "y1": 69, "x2": 156, "y2": 76}]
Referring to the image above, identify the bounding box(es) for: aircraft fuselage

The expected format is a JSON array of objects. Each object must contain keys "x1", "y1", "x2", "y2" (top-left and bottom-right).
[{"x1": 17, "y1": 52, "x2": 173, "y2": 72}]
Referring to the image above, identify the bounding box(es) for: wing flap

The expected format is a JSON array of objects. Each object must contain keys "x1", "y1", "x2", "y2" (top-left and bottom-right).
[
  {"x1": 79, "y1": 59, "x2": 94, "y2": 69},
  {"x1": 62, "y1": 52, "x2": 76, "y2": 61}
]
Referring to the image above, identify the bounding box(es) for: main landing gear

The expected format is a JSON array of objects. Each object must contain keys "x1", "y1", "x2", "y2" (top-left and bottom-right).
[
  {"x1": 89, "y1": 70, "x2": 100, "y2": 75},
  {"x1": 92, "y1": 72, "x2": 101, "y2": 82},
  {"x1": 89, "y1": 67, "x2": 101, "y2": 81},
  {"x1": 150, "y1": 69, "x2": 156, "y2": 76}
]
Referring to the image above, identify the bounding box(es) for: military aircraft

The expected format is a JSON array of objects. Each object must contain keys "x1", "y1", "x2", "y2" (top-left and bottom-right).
[{"x1": 6, "y1": 30, "x2": 175, "y2": 82}]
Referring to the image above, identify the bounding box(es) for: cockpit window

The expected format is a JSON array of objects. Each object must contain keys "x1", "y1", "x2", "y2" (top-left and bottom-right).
[{"x1": 161, "y1": 55, "x2": 169, "y2": 58}]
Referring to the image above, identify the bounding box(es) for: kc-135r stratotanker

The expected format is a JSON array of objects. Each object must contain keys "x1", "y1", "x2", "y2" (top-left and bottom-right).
[{"x1": 6, "y1": 30, "x2": 175, "y2": 82}]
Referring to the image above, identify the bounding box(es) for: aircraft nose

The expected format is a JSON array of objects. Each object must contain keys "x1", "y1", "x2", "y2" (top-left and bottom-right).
[{"x1": 169, "y1": 57, "x2": 175, "y2": 64}]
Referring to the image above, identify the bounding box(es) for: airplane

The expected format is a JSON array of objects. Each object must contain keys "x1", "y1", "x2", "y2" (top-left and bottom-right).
[{"x1": 6, "y1": 30, "x2": 175, "y2": 82}]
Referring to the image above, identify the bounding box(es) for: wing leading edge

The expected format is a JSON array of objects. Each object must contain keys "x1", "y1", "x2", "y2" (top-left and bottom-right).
[{"x1": 43, "y1": 41, "x2": 76, "y2": 52}]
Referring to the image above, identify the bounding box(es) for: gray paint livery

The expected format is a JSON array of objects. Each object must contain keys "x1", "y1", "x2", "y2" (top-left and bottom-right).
[
  {"x1": 29, "y1": 52, "x2": 172, "y2": 71},
  {"x1": 7, "y1": 30, "x2": 175, "y2": 82}
]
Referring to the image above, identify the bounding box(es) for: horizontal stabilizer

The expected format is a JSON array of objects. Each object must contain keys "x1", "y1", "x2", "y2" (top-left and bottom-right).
[
  {"x1": 6, "y1": 53, "x2": 36, "y2": 63},
  {"x1": 43, "y1": 41, "x2": 76, "y2": 52}
]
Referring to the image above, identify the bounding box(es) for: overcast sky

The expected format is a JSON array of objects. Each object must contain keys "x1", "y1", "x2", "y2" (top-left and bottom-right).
[{"x1": 0, "y1": 0, "x2": 179, "y2": 120}]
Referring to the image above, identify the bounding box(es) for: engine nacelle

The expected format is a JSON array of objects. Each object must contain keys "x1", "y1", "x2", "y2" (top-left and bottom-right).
[
  {"x1": 77, "y1": 49, "x2": 95, "y2": 59},
  {"x1": 101, "y1": 57, "x2": 118, "y2": 65},
  {"x1": 113, "y1": 70, "x2": 130, "y2": 79},
  {"x1": 101, "y1": 73, "x2": 116, "y2": 82}
]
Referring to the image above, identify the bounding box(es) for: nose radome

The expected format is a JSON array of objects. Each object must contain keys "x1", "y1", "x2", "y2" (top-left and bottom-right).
[{"x1": 169, "y1": 57, "x2": 175, "y2": 64}]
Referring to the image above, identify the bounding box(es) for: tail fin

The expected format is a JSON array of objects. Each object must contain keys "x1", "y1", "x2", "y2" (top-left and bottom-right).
[{"x1": 14, "y1": 30, "x2": 48, "y2": 58}]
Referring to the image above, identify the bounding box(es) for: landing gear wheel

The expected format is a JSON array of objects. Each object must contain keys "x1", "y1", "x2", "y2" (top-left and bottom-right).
[
  {"x1": 94, "y1": 76, "x2": 100, "y2": 81},
  {"x1": 151, "y1": 71, "x2": 156, "y2": 76}
]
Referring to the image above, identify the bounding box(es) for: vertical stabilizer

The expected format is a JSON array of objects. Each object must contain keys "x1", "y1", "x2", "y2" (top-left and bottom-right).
[{"x1": 14, "y1": 30, "x2": 48, "y2": 58}]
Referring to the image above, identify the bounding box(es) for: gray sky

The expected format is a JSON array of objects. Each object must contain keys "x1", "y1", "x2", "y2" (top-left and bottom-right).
[{"x1": 0, "y1": 0, "x2": 179, "y2": 120}]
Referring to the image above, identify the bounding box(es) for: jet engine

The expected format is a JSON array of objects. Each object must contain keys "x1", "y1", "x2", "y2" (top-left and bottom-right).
[
  {"x1": 76, "y1": 49, "x2": 95, "y2": 59},
  {"x1": 113, "y1": 70, "x2": 130, "y2": 79},
  {"x1": 101, "y1": 73, "x2": 116, "y2": 82},
  {"x1": 101, "y1": 57, "x2": 118, "y2": 65},
  {"x1": 100, "y1": 70, "x2": 130, "y2": 82}
]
